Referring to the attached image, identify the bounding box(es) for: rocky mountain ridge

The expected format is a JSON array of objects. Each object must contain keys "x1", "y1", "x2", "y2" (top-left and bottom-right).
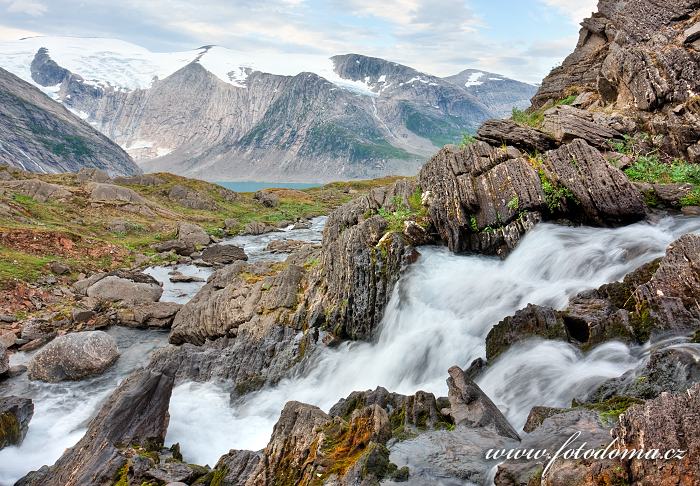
[
  {"x1": 0, "y1": 37, "x2": 536, "y2": 181},
  {"x1": 0, "y1": 67, "x2": 141, "y2": 176}
]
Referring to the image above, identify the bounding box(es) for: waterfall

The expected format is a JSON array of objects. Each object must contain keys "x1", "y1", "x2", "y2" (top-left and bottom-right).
[{"x1": 166, "y1": 215, "x2": 700, "y2": 465}]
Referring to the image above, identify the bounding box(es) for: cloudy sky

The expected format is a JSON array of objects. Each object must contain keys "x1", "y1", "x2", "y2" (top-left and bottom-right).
[{"x1": 0, "y1": 0, "x2": 598, "y2": 83}]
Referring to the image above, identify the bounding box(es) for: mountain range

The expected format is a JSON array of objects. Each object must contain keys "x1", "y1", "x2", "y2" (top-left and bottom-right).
[{"x1": 0, "y1": 37, "x2": 536, "y2": 181}]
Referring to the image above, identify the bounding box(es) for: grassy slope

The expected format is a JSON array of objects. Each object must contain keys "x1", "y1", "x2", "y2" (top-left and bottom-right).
[{"x1": 0, "y1": 167, "x2": 404, "y2": 288}]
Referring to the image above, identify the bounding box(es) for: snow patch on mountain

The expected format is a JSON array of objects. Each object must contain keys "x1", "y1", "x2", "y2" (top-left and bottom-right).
[{"x1": 464, "y1": 71, "x2": 485, "y2": 87}]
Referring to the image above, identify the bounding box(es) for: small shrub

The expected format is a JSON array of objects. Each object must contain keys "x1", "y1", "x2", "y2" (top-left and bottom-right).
[
  {"x1": 625, "y1": 155, "x2": 700, "y2": 185},
  {"x1": 507, "y1": 196, "x2": 519, "y2": 211},
  {"x1": 460, "y1": 133, "x2": 476, "y2": 148}
]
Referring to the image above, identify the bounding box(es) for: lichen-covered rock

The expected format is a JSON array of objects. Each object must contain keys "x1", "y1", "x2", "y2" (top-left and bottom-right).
[
  {"x1": 244, "y1": 401, "x2": 396, "y2": 486},
  {"x1": 27, "y1": 331, "x2": 119, "y2": 382},
  {"x1": 0, "y1": 396, "x2": 33, "y2": 449},
  {"x1": 16, "y1": 369, "x2": 173, "y2": 486},
  {"x1": 209, "y1": 450, "x2": 262, "y2": 486}
]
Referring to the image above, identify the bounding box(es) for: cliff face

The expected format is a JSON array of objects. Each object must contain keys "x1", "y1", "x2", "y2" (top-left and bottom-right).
[
  {"x1": 531, "y1": 0, "x2": 700, "y2": 160},
  {"x1": 0, "y1": 67, "x2": 141, "y2": 176}
]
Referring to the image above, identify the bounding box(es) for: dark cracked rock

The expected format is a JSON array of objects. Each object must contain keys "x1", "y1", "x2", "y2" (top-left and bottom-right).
[{"x1": 16, "y1": 369, "x2": 173, "y2": 486}]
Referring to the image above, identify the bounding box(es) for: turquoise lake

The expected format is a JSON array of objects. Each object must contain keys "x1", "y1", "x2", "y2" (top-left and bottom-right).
[{"x1": 216, "y1": 181, "x2": 322, "y2": 193}]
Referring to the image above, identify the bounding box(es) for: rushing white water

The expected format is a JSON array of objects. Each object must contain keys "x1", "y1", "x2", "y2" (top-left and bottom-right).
[
  {"x1": 0, "y1": 327, "x2": 167, "y2": 484},
  {"x1": 0, "y1": 217, "x2": 330, "y2": 483},
  {"x1": 166, "y1": 215, "x2": 700, "y2": 466}
]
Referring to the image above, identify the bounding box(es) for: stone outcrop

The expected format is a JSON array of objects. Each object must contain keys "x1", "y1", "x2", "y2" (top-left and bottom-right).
[
  {"x1": 0, "y1": 396, "x2": 33, "y2": 449},
  {"x1": 16, "y1": 369, "x2": 173, "y2": 486},
  {"x1": 168, "y1": 184, "x2": 218, "y2": 210},
  {"x1": 531, "y1": 0, "x2": 700, "y2": 159},
  {"x1": 27, "y1": 330, "x2": 119, "y2": 382},
  {"x1": 308, "y1": 179, "x2": 422, "y2": 340}
]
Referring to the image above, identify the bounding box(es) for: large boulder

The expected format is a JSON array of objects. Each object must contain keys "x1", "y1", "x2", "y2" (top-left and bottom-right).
[
  {"x1": 27, "y1": 331, "x2": 119, "y2": 382},
  {"x1": 253, "y1": 190, "x2": 279, "y2": 208},
  {"x1": 16, "y1": 369, "x2": 174, "y2": 486},
  {"x1": 418, "y1": 142, "x2": 546, "y2": 255},
  {"x1": 176, "y1": 222, "x2": 210, "y2": 247},
  {"x1": 168, "y1": 184, "x2": 217, "y2": 210},
  {"x1": 87, "y1": 182, "x2": 147, "y2": 204},
  {"x1": 0, "y1": 396, "x2": 33, "y2": 449},
  {"x1": 80, "y1": 270, "x2": 163, "y2": 304},
  {"x1": 200, "y1": 244, "x2": 248, "y2": 265}
]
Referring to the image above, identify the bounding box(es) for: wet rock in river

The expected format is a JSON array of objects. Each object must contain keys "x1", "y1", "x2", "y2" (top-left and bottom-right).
[
  {"x1": 16, "y1": 369, "x2": 173, "y2": 486},
  {"x1": 0, "y1": 396, "x2": 33, "y2": 449},
  {"x1": 201, "y1": 244, "x2": 248, "y2": 265},
  {"x1": 27, "y1": 330, "x2": 119, "y2": 382},
  {"x1": 77, "y1": 270, "x2": 163, "y2": 304}
]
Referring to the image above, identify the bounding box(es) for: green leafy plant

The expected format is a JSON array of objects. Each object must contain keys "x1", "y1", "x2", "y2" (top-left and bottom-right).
[
  {"x1": 539, "y1": 170, "x2": 576, "y2": 212},
  {"x1": 625, "y1": 156, "x2": 700, "y2": 185},
  {"x1": 507, "y1": 196, "x2": 519, "y2": 211},
  {"x1": 512, "y1": 107, "x2": 544, "y2": 128}
]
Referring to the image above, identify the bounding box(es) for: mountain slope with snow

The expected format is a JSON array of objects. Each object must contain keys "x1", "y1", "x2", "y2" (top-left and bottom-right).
[
  {"x1": 0, "y1": 37, "x2": 536, "y2": 181},
  {"x1": 0, "y1": 66, "x2": 140, "y2": 176}
]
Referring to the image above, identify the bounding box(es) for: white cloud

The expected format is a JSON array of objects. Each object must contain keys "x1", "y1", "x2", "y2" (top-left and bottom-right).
[
  {"x1": 538, "y1": 0, "x2": 597, "y2": 25},
  {"x1": 2, "y1": 0, "x2": 47, "y2": 16},
  {"x1": 0, "y1": 23, "x2": 41, "y2": 40}
]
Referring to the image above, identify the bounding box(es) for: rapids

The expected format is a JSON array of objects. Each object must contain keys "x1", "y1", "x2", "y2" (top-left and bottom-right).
[
  {"x1": 166, "y1": 215, "x2": 700, "y2": 465},
  {"x1": 1, "y1": 215, "x2": 699, "y2": 482}
]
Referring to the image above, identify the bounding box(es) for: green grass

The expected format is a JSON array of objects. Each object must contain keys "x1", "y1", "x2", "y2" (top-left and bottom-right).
[
  {"x1": 377, "y1": 189, "x2": 427, "y2": 234},
  {"x1": 0, "y1": 247, "x2": 53, "y2": 283},
  {"x1": 625, "y1": 155, "x2": 700, "y2": 185},
  {"x1": 512, "y1": 107, "x2": 544, "y2": 128}
]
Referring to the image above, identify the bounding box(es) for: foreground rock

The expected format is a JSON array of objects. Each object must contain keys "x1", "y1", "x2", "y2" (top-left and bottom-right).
[
  {"x1": 27, "y1": 331, "x2": 119, "y2": 382},
  {"x1": 17, "y1": 369, "x2": 174, "y2": 486},
  {"x1": 0, "y1": 396, "x2": 33, "y2": 449},
  {"x1": 417, "y1": 138, "x2": 643, "y2": 256},
  {"x1": 446, "y1": 365, "x2": 520, "y2": 440},
  {"x1": 0, "y1": 344, "x2": 8, "y2": 375}
]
